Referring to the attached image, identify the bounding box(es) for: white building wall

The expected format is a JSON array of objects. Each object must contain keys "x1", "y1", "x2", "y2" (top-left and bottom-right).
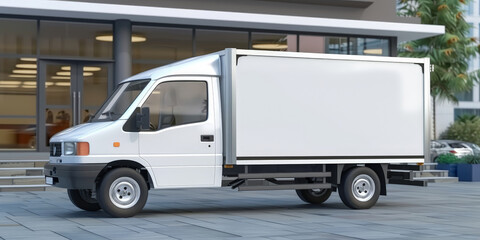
[{"x1": 434, "y1": 0, "x2": 480, "y2": 138}]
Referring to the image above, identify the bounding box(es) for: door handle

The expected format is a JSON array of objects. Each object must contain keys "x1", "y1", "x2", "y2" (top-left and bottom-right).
[{"x1": 201, "y1": 135, "x2": 214, "y2": 142}]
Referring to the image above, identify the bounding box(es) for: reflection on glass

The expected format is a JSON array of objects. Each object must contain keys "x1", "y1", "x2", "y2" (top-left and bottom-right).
[
  {"x1": 46, "y1": 64, "x2": 71, "y2": 105},
  {"x1": 0, "y1": 18, "x2": 37, "y2": 55},
  {"x1": 92, "y1": 80, "x2": 149, "y2": 122},
  {"x1": 39, "y1": 21, "x2": 112, "y2": 59},
  {"x1": 350, "y1": 38, "x2": 389, "y2": 56},
  {"x1": 0, "y1": 57, "x2": 37, "y2": 149},
  {"x1": 251, "y1": 33, "x2": 297, "y2": 51},
  {"x1": 196, "y1": 30, "x2": 248, "y2": 55},
  {"x1": 325, "y1": 37, "x2": 348, "y2": 54}
]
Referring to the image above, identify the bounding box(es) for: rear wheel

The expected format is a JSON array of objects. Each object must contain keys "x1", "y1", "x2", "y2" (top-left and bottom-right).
[
  {"x1": 67, "y1": 189, "x2": 101, "y2": 211},
  {"x1": 97, "y1": 168, "x2": 148, "y2": 218},
  {"x1": 295, "y1": 178, "x2": 332, "y2": 204},
  {"x1": 338, "y1": 167, "x2": 380, "y2": 209}
]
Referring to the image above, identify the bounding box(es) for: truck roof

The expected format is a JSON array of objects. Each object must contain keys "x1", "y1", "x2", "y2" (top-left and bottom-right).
[{"x1": 122, "y1": 52, "x2": 221, "y2": 83}]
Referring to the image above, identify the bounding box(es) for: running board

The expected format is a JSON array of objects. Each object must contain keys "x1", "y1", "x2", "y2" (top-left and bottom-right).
[{"x1": 238, "y1": 183, "x2": 331, "y2": 191}]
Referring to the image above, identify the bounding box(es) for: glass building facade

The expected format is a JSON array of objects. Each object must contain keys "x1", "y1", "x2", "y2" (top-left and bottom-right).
[{"x1": 0, "y1": 16, "x2": 391, "y2": 152}]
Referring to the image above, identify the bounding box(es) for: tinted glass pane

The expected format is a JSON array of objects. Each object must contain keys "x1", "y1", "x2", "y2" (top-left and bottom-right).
[
  {"x1": 251, "y1": 33, "x2": 297, "y2": 51},
  {"x1": 0, "y1": 18, "x2": 37, "y2": 55},
  {"x1": 82, "y1": 65, "x2": 109, "y2": 123},
  {"x1": 456, "y1": 89, "x2": 473, "y2": 102},
  {"x1": 132, "y1": 26, "x2": 192, "y2": 64},
  {"x1": 351, "y1": 38, "x2": 389, "y2": 56},
  {"x1": 143, "y1": 81, "x2": 207, "y2": 130},
  {"x1": 299, "y1": 35, "x2": 328, "y2": 53},
  {"x1": 39, "y1": 21, "x2": 112, "y2": 59},
  {"x1": 196, "y1": 30, "x2": 248, "y2": 55},
  {"x1": 0, "y1": 57, "x2": 37, "y2": 149}
]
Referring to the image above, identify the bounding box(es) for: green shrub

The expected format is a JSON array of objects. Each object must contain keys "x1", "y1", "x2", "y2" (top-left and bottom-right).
[
  {"x1": 442, "y1": 116, "x2": 480, "y2": 146},
  {"x1": 460, "y1": 155, "x2": 480, "y2": 164},
  {"x1": 436, "y1": 154, "x2": 462, "y2": 164}
]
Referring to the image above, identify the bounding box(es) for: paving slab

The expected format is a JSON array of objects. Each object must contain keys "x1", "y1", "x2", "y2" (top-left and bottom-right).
[{"x1": 0, "y1": 183, "x2": 480, "y2": 239}]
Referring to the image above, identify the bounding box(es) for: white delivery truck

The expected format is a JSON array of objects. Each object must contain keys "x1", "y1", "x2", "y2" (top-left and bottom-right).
[{"x1": 45, "y1": 49, "x2": 430, "y2": 217}]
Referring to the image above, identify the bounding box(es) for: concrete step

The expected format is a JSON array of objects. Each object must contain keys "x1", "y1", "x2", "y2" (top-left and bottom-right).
[
  {"x1": 0, "y1": 176, "x2": 46, "y2": 185},
  {"x1": 0, "y1": 160, "x2": 48, "y2": 168},
  {"x1": 413, "y1": 176, "x2": 459, "y2": 183},
  {"x1": 0, "y1": 167, "x2": 44, "y2": 177},
  {"x1": 412, "y1": 170, "x2": 449, "y2": 178},
  {"x1": 0, "y1": 184, "x2": 50, "y2": 192}
]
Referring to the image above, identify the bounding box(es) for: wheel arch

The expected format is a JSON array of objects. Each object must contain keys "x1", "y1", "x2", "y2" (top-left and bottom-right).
[{"x1": 96, "y1": 160, "x2": 154, "y2": 190}]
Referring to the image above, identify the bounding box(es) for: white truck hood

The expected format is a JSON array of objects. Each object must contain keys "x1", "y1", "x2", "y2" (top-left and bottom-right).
[{"x1": 50, "y1": 122, "x2": 115, "y2": 142}]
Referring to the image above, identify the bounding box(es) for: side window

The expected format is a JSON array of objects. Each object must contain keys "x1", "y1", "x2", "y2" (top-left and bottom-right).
[{"x1": 142, "y1": 81, "x2": 208, "y2": 131}]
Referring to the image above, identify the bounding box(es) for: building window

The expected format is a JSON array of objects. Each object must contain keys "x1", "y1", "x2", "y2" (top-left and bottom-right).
[
  {"x1": 132, "y1": 26, "x2": 193, "y2": 74},
  {"x1": 0, "y1": 57, "x2": 37, "y2": 149},
  {"x1": 0, "y1": 18, "x2": 37, "y2": 55},
  {"x1": 39, "y1": 21, "x2": 113, "y2": 59},
  {"x1": 456, "y1": 89, "x2": 473, "y2": 102},
  {"x1": 251, "y1": 32, "x2": 297, "y2": 52},
  {"x1": 195, "y1": 29, "x2": 248, "y2": 56},
  {"x1": 454, "y1": 108, "x2": 480, "y2": 120},
  {"x1": 350, "y1": 38, "x2": 389, "y2": 56}
]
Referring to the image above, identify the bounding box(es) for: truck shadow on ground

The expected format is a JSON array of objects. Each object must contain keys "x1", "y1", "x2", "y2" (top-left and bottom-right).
[{"x1": 56, "y1": 200, "x2": 405, "y2": 218}]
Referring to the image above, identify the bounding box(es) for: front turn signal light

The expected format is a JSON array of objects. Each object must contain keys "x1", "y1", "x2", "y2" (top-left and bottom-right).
[{"x1": 76, "y1": 142, "x2": 90, "y2": 156}]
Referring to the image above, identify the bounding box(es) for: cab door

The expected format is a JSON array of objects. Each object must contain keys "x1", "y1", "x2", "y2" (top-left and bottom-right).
[{"x1": 138, "y1": 77, "x2": 218, "y2": 188}]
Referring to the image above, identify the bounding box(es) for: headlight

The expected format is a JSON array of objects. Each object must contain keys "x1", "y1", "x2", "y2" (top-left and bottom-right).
[
  {"x1": 63, "y1": 142, "x2": 89, "y2": 156},
  {"x1": 64, "y1": 142, "x2": 76, "y2": 155}
]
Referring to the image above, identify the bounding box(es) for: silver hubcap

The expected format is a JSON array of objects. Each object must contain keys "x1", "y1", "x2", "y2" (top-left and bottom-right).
[
  {"x1": 351, "y1": 174, "x2": 375, "y2": 202},
  {"x1": 109, "y1": 177, "x2": 141, "y2": 209}
]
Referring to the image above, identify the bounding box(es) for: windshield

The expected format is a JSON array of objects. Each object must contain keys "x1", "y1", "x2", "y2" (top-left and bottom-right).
[{"x1": 91, "y1": 80, "x2": 150, "y2": 122}]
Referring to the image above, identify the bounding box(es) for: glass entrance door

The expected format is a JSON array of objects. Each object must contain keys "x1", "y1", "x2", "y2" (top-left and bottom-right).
[{"x1": 38, "y1": 61, "x2": 112, "y2": 151}]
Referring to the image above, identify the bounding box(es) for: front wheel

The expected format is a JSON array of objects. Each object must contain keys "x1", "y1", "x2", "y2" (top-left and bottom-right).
[
  {"x1": 338, "y1": 167, "x2": 380, "y2": 209},
  {"x1": 97, "y1": 168, "x2": 148, "y2": 218},
  {"x1": 67, "y1": 189, "x2": 101, "y2": 211}
]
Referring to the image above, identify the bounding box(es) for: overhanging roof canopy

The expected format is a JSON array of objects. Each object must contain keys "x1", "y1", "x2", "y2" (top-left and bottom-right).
[{"x1": 0, "y1": 0, "x2": 444, "y2": 42}]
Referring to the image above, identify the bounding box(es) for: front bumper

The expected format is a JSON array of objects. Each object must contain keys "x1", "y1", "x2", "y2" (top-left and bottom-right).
[{"x1": 44, "y1": 163, "x2": 107, "y2": 189}]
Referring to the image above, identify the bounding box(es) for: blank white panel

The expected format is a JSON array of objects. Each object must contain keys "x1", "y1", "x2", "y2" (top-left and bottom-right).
[{"x1": 235, "y1": 56, "x2": 424, "y2": 157}]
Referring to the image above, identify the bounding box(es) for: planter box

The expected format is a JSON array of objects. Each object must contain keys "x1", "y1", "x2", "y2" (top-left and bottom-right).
[
  {"x1": 457, "y1": 164, "x2": 480, "y2": 182},
  {"x1": 436, "y1": 163, "x2": 458, "y2": 177}
]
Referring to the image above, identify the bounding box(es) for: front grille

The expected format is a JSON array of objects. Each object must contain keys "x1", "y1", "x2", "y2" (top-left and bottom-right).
[{"x1": 50, "y1": 142, "x2": 62, "y2": 156}]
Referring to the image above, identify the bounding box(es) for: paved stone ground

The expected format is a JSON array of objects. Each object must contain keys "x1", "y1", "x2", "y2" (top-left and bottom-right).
[{"x1": 0, "y1": 182, "x2": 479, "y2": 240}]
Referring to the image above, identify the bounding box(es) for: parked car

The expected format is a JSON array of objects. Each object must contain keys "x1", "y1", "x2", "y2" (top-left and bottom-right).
[
  {"x1": 460, "y1": 141, "x2": 480, "y2": 156},
  {"x1": 430, "y1": 140, "x2": 474, "y2": 162}
]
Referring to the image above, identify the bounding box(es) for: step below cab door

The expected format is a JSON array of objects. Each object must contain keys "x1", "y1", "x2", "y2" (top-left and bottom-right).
[{"x1": 139, "y1": 76, "x2": 220, "y2": 188}]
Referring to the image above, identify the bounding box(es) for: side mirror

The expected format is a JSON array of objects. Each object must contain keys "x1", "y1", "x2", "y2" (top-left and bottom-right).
[{"x1": 136, "y1": 107, "x2": 150, "y2": 130}]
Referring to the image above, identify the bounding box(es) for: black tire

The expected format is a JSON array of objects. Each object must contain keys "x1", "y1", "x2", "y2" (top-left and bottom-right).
[
  {"x1": 97, "y1": 168, "x2": 148, "y2": 218},
  {"x1": 67, "y1": 189, "x2": 101, "y2": 211},
  {"x1": 338, "y1": 167, "x2": 380, "y2": 209},
  {"x1": 296, "y1": 189, "x2": 332, "y2": 204}
]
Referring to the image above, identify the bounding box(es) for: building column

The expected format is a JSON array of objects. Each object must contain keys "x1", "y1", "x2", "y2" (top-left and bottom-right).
[{"x1": 114, "y1": 19, "x2": 132, "y2": 85}]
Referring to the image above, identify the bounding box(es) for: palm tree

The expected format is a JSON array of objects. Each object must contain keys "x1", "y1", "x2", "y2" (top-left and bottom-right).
[{"x1": 398, "y1": 0, "x2": 480, "y2": 138}]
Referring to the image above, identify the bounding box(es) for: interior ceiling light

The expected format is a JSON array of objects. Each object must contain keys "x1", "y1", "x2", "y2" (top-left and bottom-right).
[
  {"x1": 0, "y1": 80, "x2": 22, "y2": 85},
  {"x1": 23, "y1": 81, "x2": 37, "y2": 86},
  {"x1": 22, "y1": 85, "x2": 36, "y2": 89},
  {"x1": 363, "y1": 49, "x2": 383, "y2": 55},
  {"x1": 252, "y1": 43, "x2": 288, "y2": 50},
  {"x1": 46, "y1": 82, "x2": 54, "y2": 86},
  {"x1": 56, "y1": 82, "x2": 71, "y2": 87},
  {"x1": 16, "y1": 64, "x2": 37, "y2": 69},
  {"x1": 9, "y1": 74, "x2": 36, "y2": 78},
  {"x1": 13, "y1": 69, "x2": 37, "y2": 74},
  {"x1": 20, "y1": 58, "x2": 37, "y2": 62},
  {"x1": 51, "y1": 76, "x2": 70, "y2": 80},
  {"x1": 57, "y1": 72, "x2": 71, "y2": 76},
  {"x1": 83, "y1": 66, "x2": 101, "y2": 71},
  {"x1": 0, "y1": 84, "x2": 19, "y2": 88},
  {"x1": 83, "y1": 72, "x2": 94, "y2": 76},
  {"x1": 95, "y1": 33, "x2": 147, "y2": 43},
  {"x1": 61, "y1": 66, "x2": 71, "y2": 71}
]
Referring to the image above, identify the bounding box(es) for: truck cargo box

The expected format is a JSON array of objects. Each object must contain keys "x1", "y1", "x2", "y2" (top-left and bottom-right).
[{"x1": 220, "y1": 49, "x2": 429, "y2": 165}]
